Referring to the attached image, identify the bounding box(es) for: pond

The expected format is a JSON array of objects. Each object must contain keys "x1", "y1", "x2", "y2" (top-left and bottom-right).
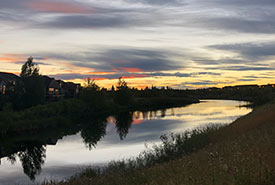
[{"x1": 0, "y1": 100, "x2": 252, "y2": 184}]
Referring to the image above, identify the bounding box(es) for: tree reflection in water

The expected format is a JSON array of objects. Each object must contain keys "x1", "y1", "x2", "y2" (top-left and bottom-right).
[
  {"x1": 115, "y1": 111, "x2": 133, "y2": 140},
  {"x1": 0, "y1": 110, "x2": 161, "y2": 180},
  {"x1": 18, "y1": 145, "x2": 46, "y2": 180},
  {"x1": 3, "y1": 145, "x2": 46, "y2": 181},
  {"x1": 81, "y1": 118, "x2": 107, "y2": 150}
]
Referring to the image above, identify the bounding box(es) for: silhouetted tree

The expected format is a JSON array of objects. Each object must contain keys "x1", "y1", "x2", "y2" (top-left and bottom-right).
[
  {"x1": 80, "y1": 78, "x2": 105, "y2": 110},
  {"x1": 19, "y1": 57, "x2": 45, "y2": 108},
  {"x1": 20, "y1": 57, "x2": 39, "y2": 78},
  {"x1": 111, "y1": 85, "x2": 115, "y2": 92},
  {"x1": 84, "y1": 78, "x2": 100, "y2": 90},
  {"x1": 114, "y1": 77, "x2": 134, "y2": 106}
]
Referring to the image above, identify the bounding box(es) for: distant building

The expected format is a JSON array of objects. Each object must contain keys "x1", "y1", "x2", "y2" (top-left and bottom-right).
[
  {"x1": 42, "y1": 76, "x2": 62, "y2": 100},
  {"x1": 1, "y1": 72, "x2": 81, "y2": 100},
  {"x1": 43, "y1": 76, "x2": 81, "y2": 100},
  {"x1": 0, "y1": 72, "x2": 19, "y2": 95},
  {"x1": 57, "y1": 80, "x2": 81, "y2": 98}
]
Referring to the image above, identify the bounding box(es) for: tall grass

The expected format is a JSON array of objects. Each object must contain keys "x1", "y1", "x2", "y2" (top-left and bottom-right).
[{"x1": 130, "y1": 125, "x2": 221, "y2": 168}]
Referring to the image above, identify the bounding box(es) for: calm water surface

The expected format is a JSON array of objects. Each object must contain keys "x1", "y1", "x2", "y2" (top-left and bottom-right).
[{"x1": 0, "y1": 100, "x2": 252, "y2": 184}]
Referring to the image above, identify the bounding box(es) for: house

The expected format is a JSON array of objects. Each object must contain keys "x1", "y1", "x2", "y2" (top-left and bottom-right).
[
  {"x1": 42, "y1": 76, "x2": 62, "y2": 100},
  {"x1": 1, "y1": 72, "x2": 81, "y2": 100},
  {"x1": 0, "y1": 72, "x2": 19, "y2": 95},
  {"x1": 57, "y1": 80, "x2": 81, "y2": 98},
  {"x1": 42, "y1": 76, "x2": 81, "y2": 100}
]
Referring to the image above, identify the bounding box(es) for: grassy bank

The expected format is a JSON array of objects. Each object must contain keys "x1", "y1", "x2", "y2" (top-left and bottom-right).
[
  {"x1": 45, "y1": 100, "x2": 275, "y2": 185},
  {"x1": 0, "y1": 96, "x2": 198, "y2": 135}
]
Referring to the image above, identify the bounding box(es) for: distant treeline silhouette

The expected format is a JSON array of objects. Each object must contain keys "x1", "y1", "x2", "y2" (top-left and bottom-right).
[
  {"x1": 0, "y1": 57, "x2": 199, "y2": 112},
  {"x1": 188, "y1": 84, "x2": 275, "y2": 106}
]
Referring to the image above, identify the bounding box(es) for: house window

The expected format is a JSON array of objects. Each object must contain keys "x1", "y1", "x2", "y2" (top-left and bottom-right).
[
  {"x1": 49, "y1": 88, "x2": 54, "y2": 92},
  {"x1": 2, "y1": 85, "x2": 6, "y2": 95}
]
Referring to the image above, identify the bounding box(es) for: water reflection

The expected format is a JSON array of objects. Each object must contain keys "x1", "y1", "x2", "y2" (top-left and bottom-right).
[
  {"x1": 1, "y1": 143, "x2": 46, "y2": 180},
  {"x1": 81, "y1": 118, "x2": 107, "y2": 150},
  {"x1": 114, "y1": 111, "x2": 133, "y2": 140},
  {"x1": 0, "y1": 111, "x2": 135, "y2": 181},
  {"x1": 0, "y1": 100, "x2": 252, "y2": 183},
  {"x1": 18, "y1": 145, "x2": 46, "y2": 180}
]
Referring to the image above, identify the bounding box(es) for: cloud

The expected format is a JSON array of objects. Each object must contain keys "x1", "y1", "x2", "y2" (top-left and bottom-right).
[
  {"x1": 28, "y1": 1, "x2": 91, "y2": 14},
  {"x1": 37, "y1": 48, "x2": 184, "y2": 72},
  {"x1": 197, "y1": 41, "x2": 275, "y2": 72},
  {"x1": 209, "y1": 41, "x2": 275, "y2": 60},
  {"x1": 0, "y1": 54, "x2": 49, "y2": 64},
  {"x1": 13, "y1": 61, "x2": 50, "y2": 66},
  {"x1": 209, "y1": 0, "x2": 275, "y2": 7},
  {"x1": 126, "y1": 0, "x2": 184, "y2": 6},
  {"x1": 0, "y1": 0, "x2": 92, "y2": 13},
  {"x1": 0, "y1": 0, "x2": 26, "y2": 10},
  {"x1": 50, "y1": 73, "x2": 145, "y2": 80},
  {"x1": 210, "y1": 65, "x2": 275, "y2": 71},
  {"x1": 176, "y1": 0, "x2": 275, "y2": 34},
  {"x1": 0, "y1": 0, "x2": 157, "y2": 30},
  {"x1": 243, "y1": 75, "x2": 273, "y2": 79},
  {"x1": 50, "y1": 71, "x2": 221, "y2": 81},
  {"x1": 194, "y1": 58, "x2": 252, "y2": 65},
  {"x1": 183, "y1": 80, "x2": 219, "y2": 86},
  {"x1": 203, "y1": 17, "x2": 275, "y2": 34},
  {"x1": 238, "y1": 79, "x2": 256, "y2": 82},
  {"x1": 39, "y1": 13, "x2": 150, "y2": 29},
  {"x1": 120, "y1": 67, "x2": 142, "y2": 73},
  {"x1": 91, "y1": 48, "x2": 182, "y2": 72},
  {"x1": 1, "y1": 0, "x2": 274, "y2": 34}
]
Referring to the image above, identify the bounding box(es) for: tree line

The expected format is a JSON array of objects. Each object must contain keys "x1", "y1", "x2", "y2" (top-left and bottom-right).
[
  {"x1": 1, "y1": 57, "x2": 198, "y2": 112},
  {"x1": 1, "y1": 57, "x2": 274, "y2": 112}
]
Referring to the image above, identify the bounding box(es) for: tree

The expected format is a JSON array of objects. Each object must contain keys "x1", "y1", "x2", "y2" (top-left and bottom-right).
[
  {"x1": 114, "y1": 77, "x2": 134, "y2": 106},
  {"x1": 20, "y1": 57, "x2": 39, "y2": 78},
  {"x1": 80, "y1": 78, "x2": 104, "y2": 110},
  {"x1": 111, "y1": 85, "x2": 115, "y2": 92},
  {"x1": 19, "y1": 57, "x2": 45, "y2": 108},
  {"x1": 116, "y1": 77, "x2": 128, "y2": 90},
  {"x1": 84, "y1": 77, "x2": 100, "y2": 90}
]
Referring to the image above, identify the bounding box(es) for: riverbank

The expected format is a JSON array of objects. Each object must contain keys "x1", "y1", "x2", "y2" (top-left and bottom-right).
[
  {"x1": 0, "y1": 96, "x2": 198, "y2": 135},
  {"x1": 45, "y1": 99, "x2": 275, "y2": 185}
]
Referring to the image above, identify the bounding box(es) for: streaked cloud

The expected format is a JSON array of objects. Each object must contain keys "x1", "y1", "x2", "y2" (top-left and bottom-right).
[
  {"x1": 39, "y1": 14, "x2": 150, "y2": 29},
  {"x1": 209, "y1": 41, "x2": 275, "y2": 60},
  {"x1": 28, "y1": 1, "x2": 91, "y2": 14},
  {"x1": 1, "y1": 0, "x2": 275, "y2": 88},
  {"x1": 33, "y1": 47, "x2": 184, "y2": 72},
  {"x1": 50, "y1": 71, "x2": 221, "y2": 81}
]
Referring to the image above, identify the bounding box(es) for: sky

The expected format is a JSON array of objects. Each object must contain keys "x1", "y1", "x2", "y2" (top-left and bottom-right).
[{"x1": 0, "y1": 0, "x2": 275, "y2": 89}]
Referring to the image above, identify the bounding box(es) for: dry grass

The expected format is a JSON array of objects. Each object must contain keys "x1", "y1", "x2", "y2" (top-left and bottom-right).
[{"x1": 45, "y1": 102, "x2": 275, "y2": 185}]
